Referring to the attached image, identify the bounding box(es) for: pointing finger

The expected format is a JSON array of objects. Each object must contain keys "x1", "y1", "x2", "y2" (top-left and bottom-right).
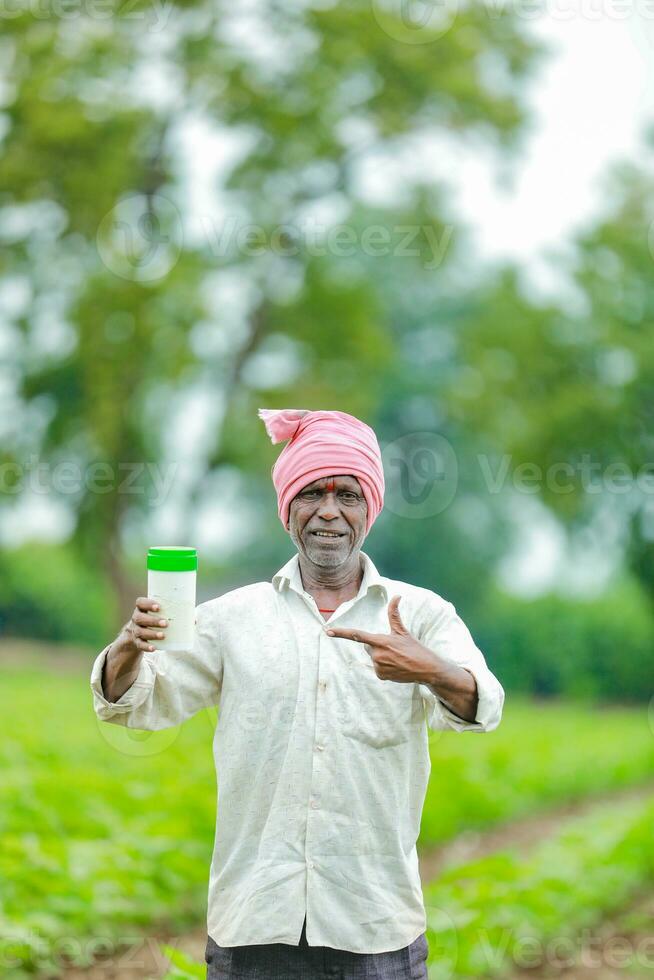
[{"x1": 324, "y1": 626, "x2": 383, "y2": 645}]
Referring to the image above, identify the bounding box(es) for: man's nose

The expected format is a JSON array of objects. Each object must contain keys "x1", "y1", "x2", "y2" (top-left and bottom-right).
[{"x1": 317, "y1": 493, "x2": 340, "y2": 518}]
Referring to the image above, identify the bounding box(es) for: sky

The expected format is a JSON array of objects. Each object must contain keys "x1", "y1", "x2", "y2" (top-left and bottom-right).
[
  {"x1": 454, "y1": 13, "x2": 654, "y2": 300},
  {"x1": 5, "y1": 9, "x2": 654, "y2": 596}
]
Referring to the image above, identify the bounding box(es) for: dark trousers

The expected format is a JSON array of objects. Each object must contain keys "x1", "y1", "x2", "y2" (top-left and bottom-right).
[{"x1": 205, "y1": 916, "x2": 429, "y2": 979}]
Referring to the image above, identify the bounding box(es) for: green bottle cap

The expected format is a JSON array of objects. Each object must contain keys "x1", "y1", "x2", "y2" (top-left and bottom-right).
[{"x1": 147, "y1": 546, "x2": 198, "y2": 572}]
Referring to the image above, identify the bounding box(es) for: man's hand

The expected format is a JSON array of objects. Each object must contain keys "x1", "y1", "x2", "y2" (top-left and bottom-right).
[
  {"x1": 324, "y1": 595, "x2": 437, "y2": 684},
  {"x1": 325, "y1": 595, "x2": 479, "y2": 722},
  {"x1": 126, "y1": 597, "x2": 169, "y2": 653}
]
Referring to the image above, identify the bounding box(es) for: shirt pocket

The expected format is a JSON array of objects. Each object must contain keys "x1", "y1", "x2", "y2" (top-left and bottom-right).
[{"x1": 339, "y1": 655, "x2": 416, "y2": 749}]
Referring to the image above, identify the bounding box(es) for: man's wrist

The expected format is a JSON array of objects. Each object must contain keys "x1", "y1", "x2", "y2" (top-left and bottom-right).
[
  {"x1": 418, "y1": 647, "x2": 443, "y2": 689},
  {"x1": 426, "y1": 663, "x2": 479, "y2": 722},
  {"x1": 102, "y1": 625, "x2": 142, "y2": 702}
]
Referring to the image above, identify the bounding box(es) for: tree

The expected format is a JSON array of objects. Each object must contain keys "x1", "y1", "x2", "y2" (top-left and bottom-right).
[
  {"x1": 0, "y1": 3, "x2": 546, "y2": 623},
  {"x1": 442, "y1": 148, "x2": 654, "y2": 599}
]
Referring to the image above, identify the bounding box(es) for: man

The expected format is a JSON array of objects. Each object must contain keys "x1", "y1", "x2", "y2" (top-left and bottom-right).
[{"x1": 90, "y1": 407, "x2": 505, "y2": 980}]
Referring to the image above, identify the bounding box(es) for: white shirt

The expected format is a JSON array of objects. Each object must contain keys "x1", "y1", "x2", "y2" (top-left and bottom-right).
[{"x1": 90, "y1": 550, "x2": 505, "y2": 954}]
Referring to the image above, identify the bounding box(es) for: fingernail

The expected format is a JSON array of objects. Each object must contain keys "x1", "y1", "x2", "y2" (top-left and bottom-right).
[
  {"x1": 153, "y1": 605, "x2": 159, "y2": 611},
  {"x1": 326, "y1": 629, "x2": 335, "y2": 636},
  {"x1": 159, "y1": 619, "x2": 167, "y2": 626}
]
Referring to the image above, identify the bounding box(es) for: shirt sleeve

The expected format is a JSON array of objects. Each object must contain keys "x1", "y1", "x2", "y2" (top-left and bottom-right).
[
  {"x1": 90, "y1": 599, "x2": 223, "y2": 730},
  {"x1": 416, "y1": 596, "x2": 505, "y2": 733}
]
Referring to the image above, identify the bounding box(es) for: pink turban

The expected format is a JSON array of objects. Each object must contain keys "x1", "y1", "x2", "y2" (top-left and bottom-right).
[{"x1": 258, "y1": 408, "x2": 385, "y2": 534}]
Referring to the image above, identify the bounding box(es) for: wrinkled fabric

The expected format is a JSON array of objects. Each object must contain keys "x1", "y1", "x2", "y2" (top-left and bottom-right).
[{"x1": 90, "y1": 551, "x2": 505, "y2": 954}]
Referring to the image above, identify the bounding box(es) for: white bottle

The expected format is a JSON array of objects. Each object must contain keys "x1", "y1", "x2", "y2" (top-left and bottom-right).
[{"x1": 147, "y1": 546, "x2": 197, "y2": 652}]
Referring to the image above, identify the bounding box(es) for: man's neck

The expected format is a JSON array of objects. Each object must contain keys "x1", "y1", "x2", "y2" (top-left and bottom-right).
[{"x1": 298, "y1": 553, "x2": 364, "y2": 606}]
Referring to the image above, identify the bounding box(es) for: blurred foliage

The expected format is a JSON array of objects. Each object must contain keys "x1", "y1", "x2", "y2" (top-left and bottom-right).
[
  {"x1": 0, "y1": 540, "x2": 264, "y2": 649},
  {"x1": 420, "y1": 696, "x2": 654, "y2": 844},
  {"x1": 2, "y1": 663, "x2": 654, "y2": 976},
  {"x1": 422, "y1": 795, "x2": 654, "y2": 979},
  {"x1": 164, "y1": 796, "x2": 654, "y2": 979},
  {"x1": 0, "y1": 1, "x2": 547, "y2": 625},
  {"x1": 476, "y1": 574, "x2": 654, "y2": 702},
  {"x1": 444, "y1": 157, "x2": 654, "y2": 600},
  {"x1": 0, "y1": 542, "x2": 116, "y2": 648},
  {"x1": 159, "y1": 945, "x2": 206, "y2": 980},
  {"x1": 1, "y1": 0, "x2": 652, "y2": 693},
  {"x1": 2, "y1": 7, "x2": 653, "y2": 978}
]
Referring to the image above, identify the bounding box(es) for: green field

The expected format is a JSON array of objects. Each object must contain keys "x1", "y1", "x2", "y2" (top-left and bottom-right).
[{"x1": 1, "y1": 655, "x2": 653, "y2": 978}]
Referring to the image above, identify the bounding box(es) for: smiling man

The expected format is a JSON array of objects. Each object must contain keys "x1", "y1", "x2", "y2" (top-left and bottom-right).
[{"x1": 90, "y1": 407, "x2": 505, "y2": 980}]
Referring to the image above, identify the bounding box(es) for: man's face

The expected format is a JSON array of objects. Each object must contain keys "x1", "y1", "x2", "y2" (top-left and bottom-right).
[{"x1": 287, "y1": 474, "x2": 368, "y2": 568}]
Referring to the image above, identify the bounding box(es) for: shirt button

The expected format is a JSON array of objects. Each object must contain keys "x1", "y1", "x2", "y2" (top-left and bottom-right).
[
  {"x1": 319, "y1": 680, "x2": 327, "y2": 691},
  {"x1": 315, "y1": 743, "x2": 325, "y2": 752},
  {"x1": 307, "y1": 861, "x2": 314, "y2": 869},
  {"x1": 310, "y1": 799, "x2": 320, "y2": 809}
]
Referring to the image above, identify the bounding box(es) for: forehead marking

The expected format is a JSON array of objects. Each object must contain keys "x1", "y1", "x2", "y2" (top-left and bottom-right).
[{"x1": 306, "y1": 476, "x2": 359, "y2": 492}]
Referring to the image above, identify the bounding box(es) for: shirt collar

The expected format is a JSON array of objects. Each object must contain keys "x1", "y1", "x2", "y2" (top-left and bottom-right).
[{"x1": 272, "y1": 549, "x2": 389, "y2": 602}]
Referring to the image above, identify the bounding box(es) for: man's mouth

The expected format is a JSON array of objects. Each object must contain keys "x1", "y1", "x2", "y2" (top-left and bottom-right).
[{"x1": 310, "y1": 530, "x2": 346, "y2": 539}]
